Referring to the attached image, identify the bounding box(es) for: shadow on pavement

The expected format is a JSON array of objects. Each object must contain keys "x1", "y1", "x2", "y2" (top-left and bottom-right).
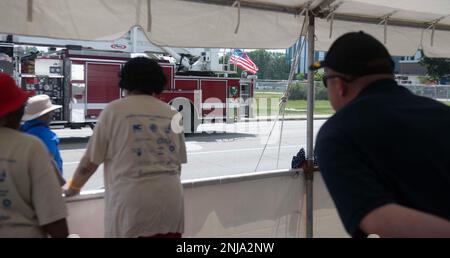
[
  {"x1": 59, "y1": 132, "x2": 257, "y2": 147},
  {"x1": 59, "y1": 137, "x2": 90, "y2": 150}
]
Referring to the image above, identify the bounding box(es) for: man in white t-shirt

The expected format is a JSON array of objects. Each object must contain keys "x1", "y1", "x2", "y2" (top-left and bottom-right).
[
  {"x1": 0, "y1": 72, "x2": 68, "y2": 238},
  {"x1": 65, "y1": 57, "x2": 187, "y2": 238}
]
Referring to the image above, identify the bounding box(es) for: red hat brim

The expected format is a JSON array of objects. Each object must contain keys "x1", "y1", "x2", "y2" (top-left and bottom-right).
[{"x1": 0, "y1": 90, "x2": 34, "y2": 118}]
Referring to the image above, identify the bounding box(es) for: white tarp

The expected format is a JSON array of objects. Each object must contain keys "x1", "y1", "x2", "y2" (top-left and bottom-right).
[
  {"x1": 315, "y1": 19, "x2": 427, "y2": 57},
  {"x1": 0, "y1": 0, "x2": 450, "y2": 57},
  {"x1": 319, "y1": 0, "x2": 450, "y2": 57}
]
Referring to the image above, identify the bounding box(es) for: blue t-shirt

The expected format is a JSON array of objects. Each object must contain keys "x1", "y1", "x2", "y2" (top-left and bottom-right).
[
  {"x1": 21, "y1": 120, "x2": 63, "y2": 176},
  {"x1": 316, "y1": 79, "x2": 450, "y2": 238}
]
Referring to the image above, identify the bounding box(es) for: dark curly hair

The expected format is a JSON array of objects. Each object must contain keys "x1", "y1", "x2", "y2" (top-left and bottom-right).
[{"x1": 119, "y1": 57, "x2": 167, "y2": 95}]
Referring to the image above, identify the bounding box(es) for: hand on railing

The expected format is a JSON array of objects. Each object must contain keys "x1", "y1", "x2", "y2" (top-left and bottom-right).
[
  {"x1": 64, "y1": 187, "x2": 80, "y2": 197},
  {"x1": 63, "y1": 179, "x2": 81, "y2": 197}
]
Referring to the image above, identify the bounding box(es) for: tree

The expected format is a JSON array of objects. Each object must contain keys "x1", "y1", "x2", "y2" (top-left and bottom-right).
[
  {"x1": 314, "y1": 71, "x2": 324, "y2": 82},
  {"x1": 296, "y1": 73, "x2": 305, "y2": 80},
  {"x1": 25, "y1": 46, "x2": 39, "y2": 55},
  {"x1": 419, "y1": 54, "x2": 450, "y2": 81}
]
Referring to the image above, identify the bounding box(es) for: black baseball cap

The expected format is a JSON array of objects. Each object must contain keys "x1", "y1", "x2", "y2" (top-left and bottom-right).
[{"x1": 310, "y1": 31, "x2": 394, "y2": 77}]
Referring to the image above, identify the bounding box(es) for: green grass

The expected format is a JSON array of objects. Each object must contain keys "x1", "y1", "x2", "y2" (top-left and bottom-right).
[
  {"x1": 254, "y1": 91, "x2": 335, "y2": 116},
  {"x1": 254, "y1": 92, "x2": 450, "y2": 117}
]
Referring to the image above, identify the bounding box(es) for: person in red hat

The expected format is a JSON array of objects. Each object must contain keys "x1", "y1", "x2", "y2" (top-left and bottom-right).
[{"x1": 0, "y1": 72, "x2": 69, "y2": 238}]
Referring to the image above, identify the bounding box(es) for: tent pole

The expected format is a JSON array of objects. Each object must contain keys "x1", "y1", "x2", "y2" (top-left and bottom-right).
[{"x1": 306, "y1": 13, "x2": 315, "y2": 239}]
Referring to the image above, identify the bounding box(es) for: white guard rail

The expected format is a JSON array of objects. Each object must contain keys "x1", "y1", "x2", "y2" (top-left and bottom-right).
[{"x1": 65, "y1": 169, "x2": 348, "y2": 238}]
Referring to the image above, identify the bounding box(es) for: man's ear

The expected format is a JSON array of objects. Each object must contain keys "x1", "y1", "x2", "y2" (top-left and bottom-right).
[{"x1": 336, "y1": 79, "x2": 348, "y2": 97}]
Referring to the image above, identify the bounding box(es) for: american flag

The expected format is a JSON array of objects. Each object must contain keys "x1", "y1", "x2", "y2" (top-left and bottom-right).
[{"x1": 229, "y1": 49, "x2": 259, "y2": 74}]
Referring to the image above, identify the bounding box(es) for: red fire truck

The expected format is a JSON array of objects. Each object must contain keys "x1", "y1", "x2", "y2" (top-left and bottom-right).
[{"x1": 18, "y1": 48, "x2": 254, "y2": 133}]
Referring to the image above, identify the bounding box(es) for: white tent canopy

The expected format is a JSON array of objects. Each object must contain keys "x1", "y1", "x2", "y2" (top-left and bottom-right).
[{"x1": 0, "y1": 0, "x2": 450, "y2": 57}]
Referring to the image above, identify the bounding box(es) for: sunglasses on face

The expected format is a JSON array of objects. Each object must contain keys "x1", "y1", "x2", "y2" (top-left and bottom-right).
[{"x1": 322, "y1": 75, "x2": 351, "y2": 88}]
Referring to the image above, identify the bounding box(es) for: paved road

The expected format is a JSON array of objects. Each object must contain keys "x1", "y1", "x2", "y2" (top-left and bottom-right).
[{"x1": 57, "y1": 120, "x2": 327, "y2": 190}]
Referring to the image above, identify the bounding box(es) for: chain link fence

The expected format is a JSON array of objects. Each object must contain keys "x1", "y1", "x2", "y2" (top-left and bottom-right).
[
  {"x1": 254, "y1": 80, "x2": 292, "y2": 92},
  {"x1": 401, "y1": 84, "x2": 450, "y2": 102},
  {"x1": 255, "y1": 80, "x2": 450, "y2": 102}
]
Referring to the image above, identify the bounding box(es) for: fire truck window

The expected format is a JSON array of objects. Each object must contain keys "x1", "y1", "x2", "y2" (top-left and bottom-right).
[{"x1": 71, "y1": 64, "x2": 85, "y2": 81}]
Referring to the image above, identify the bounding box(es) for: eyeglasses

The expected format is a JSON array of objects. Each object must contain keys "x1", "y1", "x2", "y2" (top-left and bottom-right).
[{"x1": 322, "y1": 75, "x2": 351, "y2": 88}]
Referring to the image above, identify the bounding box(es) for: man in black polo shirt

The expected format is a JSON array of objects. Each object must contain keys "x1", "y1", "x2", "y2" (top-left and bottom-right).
[{"x1": 312, "y1": 31, "x2": 450, "y2": 237}]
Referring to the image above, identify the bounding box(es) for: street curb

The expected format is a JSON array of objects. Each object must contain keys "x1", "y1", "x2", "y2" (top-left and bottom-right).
[
  {"x1": 242, "y1": 116, "x2": 332, "y2": 122},
  {"x1": 59, "y1": 136, "x2": 90, "y2": 144}
]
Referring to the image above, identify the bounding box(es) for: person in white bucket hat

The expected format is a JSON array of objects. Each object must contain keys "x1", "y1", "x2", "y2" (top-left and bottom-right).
[
  {"x1": 21, "y1": 95, "x2": 64, "y2": 178},
  {"x1": 22, "y1": 94, "x2": 62, "y2": 121}
]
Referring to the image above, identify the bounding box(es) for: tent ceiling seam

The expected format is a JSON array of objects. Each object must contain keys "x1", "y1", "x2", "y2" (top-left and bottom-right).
[
  {"x1": 179, "y1": 0, "x2": 305, "y2": 15},
  {"x1": 231, "y1": 0, "x2": 241, "y2": 34},
  {"x1": 425, "y1": 15, "x2": 449, "y2": 46},
  {"x1": 377, "y1": 11, "x2": 398, "y2": 44},
  {"x1": 27, "y1": 0, "x2": 33, "y2": 22},
  {"x1": 325, "y1": 1, "x2": 343, "y2": 38},
  {"x1": 147, "y1": 0, "x2": 152, "y2": 32},
  {"x1": 332, "y1": 13, "x2": 450, "y2": 32}
]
